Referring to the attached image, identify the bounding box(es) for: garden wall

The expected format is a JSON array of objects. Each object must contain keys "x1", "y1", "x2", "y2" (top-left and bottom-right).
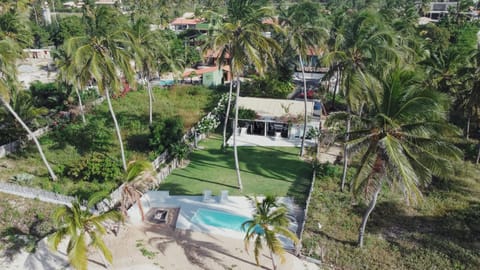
[
  {"x1": 0, "y1": 182, "x2": 75, "y2": 206},
  {"x1": 0, "y1": 126, "x2": 50, "y2": 158}
]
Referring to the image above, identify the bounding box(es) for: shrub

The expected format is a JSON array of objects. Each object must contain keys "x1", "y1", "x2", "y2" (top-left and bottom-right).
[
  {"x1": 29, "y1": 81, "x2": 71, "y2": 110},
  {"x1": 149, "y1": 116, "x2": 184, "y2": 155},
  {"x1": 66, "y1": 152, "x2": 123, "y2": 183},
  {"x1": 237, "y1": 107, "x2": 257, "y2": 120},
  {"x1": 241, "y1": 75, "x2": 294, "y2": 98}
]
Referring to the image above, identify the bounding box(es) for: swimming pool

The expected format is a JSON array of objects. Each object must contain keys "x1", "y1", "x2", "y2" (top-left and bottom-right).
[{"x1": 191, "y1": 208, "x2": 251, "y2": 232}]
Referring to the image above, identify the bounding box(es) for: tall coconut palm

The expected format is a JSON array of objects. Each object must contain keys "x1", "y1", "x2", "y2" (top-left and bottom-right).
[
  {"x1": 0, "y1": 36, "x2": 58, "y2": 180},
  {"x1": 49, "y1": 200, "x2": 123, "y2": 270},
  {"x1": 242, "y1": 195, "x2": 298, "y2": 270},
  {"x1": 278, "y1": 1, "x2": 329, "y2": 157},
  {"x1": 337, "y1": 68, "x2": 462, "y2": 247},
  {"x1": 54, "y1": 48, "x2": 87, "y2": 124},
  {"x1": 211, "y1": 0, "x2": 280, "y2": 190},
  {"x1": 65, "y1": 6, "x2": 136, "y2": 172},
  {"x1": 120, "y1": 160, "x2": 157, "y2": 221},
  {"x1": 129, "y1": 17, "x2": 169, "y2": 126},
  {"x1": 323, "y1": 9, "x2": 398, "y2": 191}
]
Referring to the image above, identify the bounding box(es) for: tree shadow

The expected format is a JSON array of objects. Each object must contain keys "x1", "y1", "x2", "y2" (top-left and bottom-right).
[
  {"x1": 366, "y1": 200, "x2": 480, "y2": 267},
  {"x1": 141, "y1": 225, "x2": 269, "y2": 270},
  {"x1": 155, "y1": 182, "x2": 191, "y2": 195},
  {"x1": 126, "y1": 133, "x2": 150, "y2": 152}
]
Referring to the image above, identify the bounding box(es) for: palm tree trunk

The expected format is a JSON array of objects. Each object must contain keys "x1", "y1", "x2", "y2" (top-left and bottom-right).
[
  {"x1": 358, "y1": 182, "x2": 382, "y2": 248},
  {"x1": 331, "y1": 67, "x2": 340, "y2": 110},
  {"x1": 0, "y1": 97, "x2": 57, "y2": 180},
  {"x1": 341, "y1": 105, "x2": 351, "y2": 192},
  {"x1": 233, "y1": 74, "x2": 243, "y2": 191},
  {"x1": 147, "y1": 77, "x2": 153, "y2": 126},
  {"x1": 270, "y1": 249, "x2": 278, "y2": 270},
  {"x1": 222, "y1": 61, "x2": 234, "y2": 149},
  {"x1": 105, "y1": 88, "x2": 128, "y2": 172},
  {"x1": 476, "y1": 143, "x2": 480, "y2": 164},
  {"x1": 466, "y1": 113, "x2": 471, "y2": 140},
  {"x1": 299, "y1": 53, "x2": 308, "y2": 157},
  {"x1": 74, "y1": 87, "x2": 86, "y2": 124}
]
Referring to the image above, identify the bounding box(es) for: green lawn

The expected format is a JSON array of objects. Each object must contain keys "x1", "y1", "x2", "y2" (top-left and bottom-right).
[{"x1": 158, "y1": 135, "x2": 313, "y2": 205}]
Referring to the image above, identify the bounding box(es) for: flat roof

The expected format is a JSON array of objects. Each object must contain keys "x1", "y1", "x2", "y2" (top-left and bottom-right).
[{"x1": 237, "y1": 97, "x2": 314, "y2": 118}]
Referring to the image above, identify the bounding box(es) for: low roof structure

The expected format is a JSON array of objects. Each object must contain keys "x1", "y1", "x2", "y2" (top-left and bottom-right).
[{"x1": 237, "y1": 97, "x2": 314, "y2": 119}]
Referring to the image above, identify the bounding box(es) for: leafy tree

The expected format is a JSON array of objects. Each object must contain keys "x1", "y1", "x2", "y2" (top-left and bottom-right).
[
  {"x1": 50, "y1": 16, "x2": 87, "y2": 48},
  {"x1": 242, "y1": 195, "x2": 298, "y2": 270},
  {"x1": 149, "y1": 116, "x2": 184, "y2": 155},
  {"x1": 49, "y1": 200, "x2": 123, "y2": 270},
  {"x1": 328, "y1": 68, "x2": 463, "y2": 247}
]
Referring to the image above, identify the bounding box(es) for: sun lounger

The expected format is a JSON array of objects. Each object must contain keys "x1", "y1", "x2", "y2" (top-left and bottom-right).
[
  {"x1": 219, "y1": 190, "x2": 229, "y2": 203},
  {"x1": 202, "y1": 190, "x2": 214, "y2": 203}
]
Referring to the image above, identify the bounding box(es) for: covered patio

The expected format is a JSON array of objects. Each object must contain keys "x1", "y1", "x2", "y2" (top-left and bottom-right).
[{"x1": 230, "y1": 97, "x2": 323, "y2": 146}]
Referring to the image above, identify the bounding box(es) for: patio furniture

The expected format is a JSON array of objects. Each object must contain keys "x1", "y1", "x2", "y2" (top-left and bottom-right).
[
  {"x1": 219, "y1": 190, "x2": 229, "y2": 203},
  {"x1": 202, "y1": 190, "x2": 214, "y2": 203}
]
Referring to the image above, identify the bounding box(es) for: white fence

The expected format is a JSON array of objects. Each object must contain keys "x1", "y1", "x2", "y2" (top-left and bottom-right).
[
  {"x1": 0, "y1": 182, "x2": 75, "y2": 206},
  {"x1": 0, "y1": 96, "x2": 105, "y2": 159},
  {"x1": 0, "y1": 126, "x2": 50, "y2": 158}
]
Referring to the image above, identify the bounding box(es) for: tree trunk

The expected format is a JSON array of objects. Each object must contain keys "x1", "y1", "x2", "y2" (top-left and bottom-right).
[
  {"x1": 466, "y1": 113, "x2": 471, "y2": 140},
  {"x1": 270, "y1": 249, "x2": 277, "y2": 270},
  {"x1": 358, "y1": 183, "x2": 382, "y2": 248},
  {"x1": 137, "y1": 199, "x2": 145, "y2": 221},
  {"x1": 299, "y1": 53, "x2": 308, "y2": 157},
  {"x1": 341, "y1": 105, "x2": 351, "y2": 192},
  {"x1": 331, "y1": 67, "x2": 340, "y2": 110},
  {"x1": 147, "y1": 77, "x2": 153, "y2": 126},
  {"x1": 105, "y1": 89, "x2": 128, "y2": 172},
  {"x1": 74, "y1": 87, "x2": 86, "y2": 124},
  {"x1": 476, "y1": 143, "x2": 480, "y2": 164},
  {"x1": 0, "y1": 97, "x2": 57, "y2": 180},
  {"x1": 222, "y1": 61, "x2": 234, "y2": 149},
  {"x1": 233, "y1": 74, "x2": 243, "y2": 191}
]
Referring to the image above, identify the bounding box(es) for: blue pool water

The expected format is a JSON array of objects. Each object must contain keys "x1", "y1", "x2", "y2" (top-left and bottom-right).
[{"x1": 191, "y1": 208, "x2": 250, "y2": 232}]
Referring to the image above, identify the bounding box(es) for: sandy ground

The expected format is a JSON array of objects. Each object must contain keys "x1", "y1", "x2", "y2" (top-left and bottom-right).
[{"x1": 1, "y1": 223, "x2": 319, "y2": 270}]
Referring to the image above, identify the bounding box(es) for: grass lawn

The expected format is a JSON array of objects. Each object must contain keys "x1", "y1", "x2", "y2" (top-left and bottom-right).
[
  {"x1": 0, "y1": 193, "x2": 56, "y2": 255},
  {"x1": 158, "y1": 135, "x2": 314, "y2": 205},
  {"x1": 0, "y1": 85, "x2": 214, "y2": 199},
  {"x1": 301, "y1": 163, "x2": 480, "y2": 269}
]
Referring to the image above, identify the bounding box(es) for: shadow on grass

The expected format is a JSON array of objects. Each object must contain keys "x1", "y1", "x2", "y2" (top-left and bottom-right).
[
  {"x1": 126, "y1": 133, "x2": 150, "y2": 152},
  {"x1": 169, "y1": 172, "x2": 239, "y2": 190},
  {"x1": 155, "y1": 182, "x2": 194, "y2": 195},
  {"x1": 366, "y1": 200, "x2": 480, "y2": 268}
]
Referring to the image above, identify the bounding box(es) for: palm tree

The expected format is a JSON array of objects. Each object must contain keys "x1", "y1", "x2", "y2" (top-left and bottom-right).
[
  {"x1": 65, "y1": 6, "x2": 136, "y2": 172},
  {"x1": 0, "y1": 34, "x2": 58, "y2": 180},
  {"x1": 54, "y1": 48, "x2": 87, "y2": 124},
  {"x1": 278, "y1": 1, "x2": 328, "y2": 157},
  {"x1": 49, "y1": 200, "x2": 123, "y2": 270},
  {"x1": 120, "y1": 160, "x2": 157, "y2": 221},
  {"x1": 211, "y1": 0, "x2": 280, "y2": 190},
  {"x1": 242, "y1": 195, "x2": 298, "y2": 270},
  {"x1": 335, "y1": 68, "x2": 462, "y2": 247},
  {"x1": 322, "y1": 9, "x2": 398, "y2": 191},
  {"x1": 129, "y1": 17, "x2": 169, "y2": 126}
]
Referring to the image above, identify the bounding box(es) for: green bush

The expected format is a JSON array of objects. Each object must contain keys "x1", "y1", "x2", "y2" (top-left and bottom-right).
[
  {"x1": 51, "y1": 119, "x2": 112, "y2": 153},
  {"x1": 149, "y1": 116, "x2": 184, "y2": 155},
  {"x1": 241, "y1": 75, "x2": 294, "y2": 98},
  {"x1": 29, "y1": 81, "x2": 71, "y2": 110},
  {"x1": 66, "y1": 152, "x2": 123, "y2": 183},
  {"x1": 237, "y1": 107, "x2": 257, "y2": 120}
]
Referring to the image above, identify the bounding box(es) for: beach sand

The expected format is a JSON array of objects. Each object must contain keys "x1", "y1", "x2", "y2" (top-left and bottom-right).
[{"x1": 1, "y1": 223, "x2": 319, "y2": 270}]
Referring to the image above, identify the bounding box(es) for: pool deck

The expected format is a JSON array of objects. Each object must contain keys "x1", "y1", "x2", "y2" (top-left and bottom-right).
[{"x1": 128, "y1": 192, "x2": 297, "y2": 240}]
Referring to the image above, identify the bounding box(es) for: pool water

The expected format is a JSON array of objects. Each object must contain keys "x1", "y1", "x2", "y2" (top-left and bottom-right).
[{"x1": 191, "y1": 208, "x2": 251, "y2": 232}]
